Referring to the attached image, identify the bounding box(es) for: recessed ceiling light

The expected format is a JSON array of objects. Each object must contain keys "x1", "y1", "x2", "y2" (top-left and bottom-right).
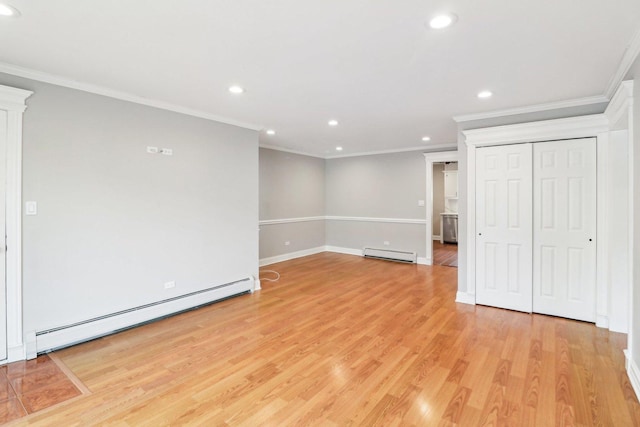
[
  {"x1": 266, "y1": 129, "x2": 276, "y2": 136},
  {"x1": 328, "y1": 120, "x2": 339, "y2": 127},
  {"x1": 336, "y1": 146, "x2": 343, "y2": 151},
  {"x1": 429, "y1": 13, "x2": 457, "y2": 29},
  {"x1": 477, "y1": 90, "x2": 493, "y2": 99},
  {"x1": 422, "y1": 136, "x2": 431, "y2": 142},
  {"x1": 228, "y1": 85, "x2": 244, "y2": 94},
  {"x1": 0, "y1": 3, "x2": 20, "y2": 17}
]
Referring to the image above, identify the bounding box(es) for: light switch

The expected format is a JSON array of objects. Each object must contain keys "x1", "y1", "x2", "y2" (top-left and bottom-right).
[
  {"x1": 418, "y1": 200, "x2": 425, "y2": 207},
  {"x1": 161, "y1": 148, "x2": 173, "y2": 156},
  {"x1": 146, "y1": 146, "x2": 159, "y2": 154},
  {"x1": 26, "y1": 201, "x2": 37, "y2": 215}
]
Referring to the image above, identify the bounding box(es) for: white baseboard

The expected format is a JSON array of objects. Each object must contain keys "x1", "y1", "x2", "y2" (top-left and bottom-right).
[
  {"x1": 324, "y1": 246, "x2": 362, "y2": 256},
  {"x1": 626, "y1": 350, "x2": 640, "y2": 402},
  {"x1": 433, "y1": 235, "x2": 441, "y2": 241},
  {"x1": 259, "y1": 246, "x2": 326, "y2": 266},
  {"x1": 7, "y1": 344, "x2": 25, "y2": 362},
  {"x1": 253, "y1": 279, "x2": 262, "y2": 292},
  {"x1": 455, "y1": 291, "x2": 476, "y2": 305},
  {"x1": 417, "y1": 257, "x2": 428, "y2": 265},
  {"x1": 35, "y1": 278, "x2": 253, "y2": 354},
  {"x1": 596, "y1": 314, "x2": 609, "y2": 329}
]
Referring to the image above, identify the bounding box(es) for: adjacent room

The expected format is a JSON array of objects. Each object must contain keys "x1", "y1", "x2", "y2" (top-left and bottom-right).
[{"x1": 1, "y1": 1, "x2": 640, "y2": 425}]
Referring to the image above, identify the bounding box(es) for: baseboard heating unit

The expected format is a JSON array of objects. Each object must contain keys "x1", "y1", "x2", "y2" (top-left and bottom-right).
[
  {"x1": 363, "y1": 247, "x2": 417, "y2": 264},
  {"x1": 32, "y1": 277, "x2": 254, "y2": 356}
]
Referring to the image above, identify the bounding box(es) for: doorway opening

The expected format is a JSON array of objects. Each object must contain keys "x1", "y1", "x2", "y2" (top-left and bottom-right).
[
  {"x1": 432, "y1": 162, "x2": 458, "y2": 267},
  {"x1": 423, "y1": 151, "x2": 458, "y2": 267}
]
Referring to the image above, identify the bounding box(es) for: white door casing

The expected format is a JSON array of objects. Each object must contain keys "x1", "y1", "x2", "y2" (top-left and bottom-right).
[
  {"x1": 0, "y1": 84, "x2": 32, "y2": 364},
  {"x1": 533, "y1": 138, "x2": 597, "y2": 322},
  {"x1": 475, "y1": 143, "x2": 533, "y2": 313},
  {"x1": 0, "y1": 111, "x2": 6, "y2": 361}
]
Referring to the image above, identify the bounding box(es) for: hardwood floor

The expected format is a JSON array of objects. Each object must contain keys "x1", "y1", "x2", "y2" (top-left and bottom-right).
[
  {"x1": 7, "y1": 252, "x2": 639, "y2": 426},
  {"x1": 433, "y1": 241, "x2": 458, "y2": 267}
]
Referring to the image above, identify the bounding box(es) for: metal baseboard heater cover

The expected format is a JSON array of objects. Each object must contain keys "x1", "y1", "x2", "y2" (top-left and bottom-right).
[
  {"x1": 32, "y1": 277, "x2": 254, "y2": 355},
  {"x1": 363, "y1": 247, "x2": 417, "y2": 263}
]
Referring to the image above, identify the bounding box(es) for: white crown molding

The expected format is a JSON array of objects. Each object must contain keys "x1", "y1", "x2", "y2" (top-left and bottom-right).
[
  {"x1": 605, "y1": 28, "x2": 640, "y2": 99},
  {"x1": 260, "y1": 142, "x2": 457, "y2": 160},
  {"x1": 259, "y1": 144, "x2": 325, "y2": 159},
  {"x1": 325, "y1": 143, "x2": 456, "y2": 159},
  {"x1": 325, "y1": 216, "x2": 426, "y2": 225},
  {"x1": 605, "y1": 80, "x2": 634, "y2": 130},
  {"x1": 453, "y1": 95, "x2": 609, "y2": 123},
  {"x1": 463, "y1": 114, "x2": 609, "y2": 147},
  {"x1": 0, "y1": 84, "x2": 33, "y2": 112},
  {"x1": 259, "y1": 216, "x2": 325, "y2": 226},
  {"x1": 0, "y1": 62, "x2": 261, "y2": 131}
]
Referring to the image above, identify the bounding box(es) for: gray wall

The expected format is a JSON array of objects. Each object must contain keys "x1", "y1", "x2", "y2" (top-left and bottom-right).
[
  {"x1": 0, "y1": 73, "x2": 259, "y2": 334},
  {"x1": 432, "y1": 163, "x2": 444, "y2": 236},
  {"x1": 325, "y1": 151, "x2": 426, "y2": 257},
  {"x1": 259, "y1": 148, "x2": 325, "y2": 259}
]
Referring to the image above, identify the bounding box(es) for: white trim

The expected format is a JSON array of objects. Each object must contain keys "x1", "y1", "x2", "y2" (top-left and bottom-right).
[
  {"x1": 0, "y1": 62, "x2": 260, "y2": 131},
  {"x1": 463, "y1": 111, "x2": 624, "y2": 329},
  {"x1": 325, "y1": 144, "x2": 456, "y2": 159},
  {"x1": 259, "y1": 216, "x2": 427, "y2": 226},
  {"x1": 325, "y1": 246, "x2": 362, "y2": 256},
  {"x1": 423, "y1": 151, "x2": 459, "y2": 266},
  {"x1": 432, "y1": 235, "x2": 441, "y2": 241},
  {"x1": 0, "y1": 84, "x2": 31, "y2": 363},
  {"x1": 417, "y1": 257, "x2": 428, "y2": 265},
  {"x1": 35, "y1": 278, "x2": 253, "y2": 353},
  {"x1": 606, "y1": 81, "x2": 634, "y2": 129},
  {"x1": 455, "y1": 292, "x2": 475, "y2": 305},
  {"x1": 453, "y1": 96, "x2": 609, "y2": 123},
  {"x1": 259, "y1": 144, "x2": 325, "y2": 159},
  {"x1": 627, "y1": 350, "x2": 640, "y2": 403},
  {"x1": 325, "y1": 216, "x2": 426, "y2": 225},
  {"x1": 596, "y1": 133, "x2": 609, "y2": 329},
  {"x1": 259, "y1": 216, "x2": 325, "y2": 226},
  {"x1": 605, "y1": 28, "x2": 640, "y2": 99},
  {"x1": 596, "y1": 315, "x2": 609, "y2": 329},
  {"x1": 463, "y1": 114, "x2": 610, "y2": 147},
  {"x1": 0, "y1": 85, "x2": 32, "y2": 112},
  {"x1": 253, "y1": 279, "x2": 261, "y2": 292},
  {"x1": 259, "y1": 246, "x2": 325, "y2": 266}
]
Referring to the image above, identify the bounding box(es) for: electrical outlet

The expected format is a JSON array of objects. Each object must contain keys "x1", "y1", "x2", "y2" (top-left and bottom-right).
[
  {"x1": 418, "y1": 200, "x2": 425, "y2": 207},
  {"x1": 147, "y1": 146, "x2": 159, "y2": 154},
  {"x1": 383, "y1": 241, "x2": 390, "y2": 246},
  {"x1": 164, "y1": 281, "x2": 175, "y2": 289},
  {"x1": 284, "y1": 241, "x2": 290, "y2": 246},
  {"x1": 161, "y1": 148, "x2": 173, "y2": 156}
]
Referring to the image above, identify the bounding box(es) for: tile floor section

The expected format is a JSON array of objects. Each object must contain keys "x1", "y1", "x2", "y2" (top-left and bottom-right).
[{"x1": 0, "y1": 354, "x2": 82, "y2": 423}]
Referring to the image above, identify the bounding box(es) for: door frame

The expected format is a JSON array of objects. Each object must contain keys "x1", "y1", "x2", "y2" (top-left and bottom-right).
[
  {"x1": 462, "y1": 113, "x2": 613, "y2": 327},
  {"x1": 0, "y1": 84, "x2": 32, "y2": 364},
  {"x1": 424, "y1": 150, "x2": 458, "y2": 265}
]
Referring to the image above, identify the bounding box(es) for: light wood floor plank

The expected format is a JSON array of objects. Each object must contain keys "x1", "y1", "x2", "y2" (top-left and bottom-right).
[{"x1": 6, "y1": 252, "x2": 639, "y2": 426}]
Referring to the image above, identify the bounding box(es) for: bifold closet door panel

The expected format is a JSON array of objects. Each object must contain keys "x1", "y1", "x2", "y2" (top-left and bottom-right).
[
  {"x1": 533, "y1": 138, "x2": 597, "y2": 322},
  {"x1": 476, "y1": 143, "x2": 533, "y2": 313}
]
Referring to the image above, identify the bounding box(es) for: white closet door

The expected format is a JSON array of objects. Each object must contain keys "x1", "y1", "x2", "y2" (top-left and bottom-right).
[
  {"x1": 476, "y1": 143, "x2": 533, "y2": 312},
  {"x1": 533, "y1": 138, "x2": 596, "y2": 322}
]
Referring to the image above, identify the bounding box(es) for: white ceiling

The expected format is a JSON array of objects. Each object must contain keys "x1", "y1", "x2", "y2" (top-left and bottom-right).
[{"x1": 1, "y1": 0, "x2": 639, "y2": 157}]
